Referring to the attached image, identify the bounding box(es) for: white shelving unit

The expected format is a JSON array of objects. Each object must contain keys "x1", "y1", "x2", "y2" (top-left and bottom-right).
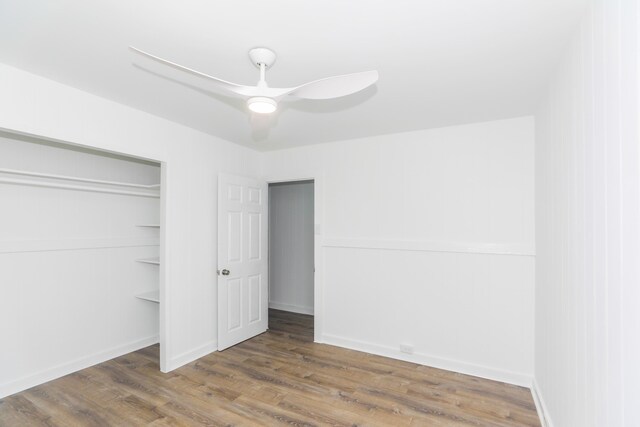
[
  {"x1": 0, "y1": 168, "x2": 160, "y2": 198},
  {"x1": 1, "y1": 133, "x2": 166, "y2": 378},
  {"x1": 135, "y1": 290, "x2": 160, "y2": 303},
  {"x1": 136, "y1": 217, "x2": 160, "y2": 303},
  {"x1": 1, "y1": 168, "x2": 164, "y2": 301},
  {"x1": 136, "y1": 256, "x2": 160, "y2": 265}
]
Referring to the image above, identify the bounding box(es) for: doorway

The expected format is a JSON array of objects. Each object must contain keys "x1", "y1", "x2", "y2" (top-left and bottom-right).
[{"x1": 268, "y1": 180, "x2": 315, "y2": 337}]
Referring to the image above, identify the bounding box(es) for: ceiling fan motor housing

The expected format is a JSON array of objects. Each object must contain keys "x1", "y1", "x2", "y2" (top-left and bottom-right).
[{"x1": 249, "y1": 47, "x2": 277, "y2": 69}]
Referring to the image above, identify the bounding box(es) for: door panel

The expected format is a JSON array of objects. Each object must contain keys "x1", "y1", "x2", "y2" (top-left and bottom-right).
[
  {"x1": 227, "y1": 278, "x2": 242, "y2": 331},
  {"x1": 227, "y1": 212, "x2": 242, "y2": 262},
  {"x1": 218, "y1": 173, "x2": 268, "y2": 350},
  {"x1": 248, "y1": 275, "x2": 261, "y2": 323},
  {"x1": 248, "y1": 212, "x2": 261, "y2": 260}
]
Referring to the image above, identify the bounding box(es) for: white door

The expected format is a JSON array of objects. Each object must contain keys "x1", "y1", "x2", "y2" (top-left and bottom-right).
[{"x1": 217, "y1": 173, "x2": 268, "y2": 350}]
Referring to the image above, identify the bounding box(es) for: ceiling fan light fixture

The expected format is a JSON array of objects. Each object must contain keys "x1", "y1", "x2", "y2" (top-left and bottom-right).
[
  {"x1": 247, "y1": 97, "x2": 277, "y2": 114},
  {"x1": 130, "y1": 46, "x2": 379, "y2": 118}
]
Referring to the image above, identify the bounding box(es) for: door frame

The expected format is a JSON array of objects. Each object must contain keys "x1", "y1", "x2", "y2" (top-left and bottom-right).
[{"x1": 266, "y1": 176, "x2": 323, "y2": 343}]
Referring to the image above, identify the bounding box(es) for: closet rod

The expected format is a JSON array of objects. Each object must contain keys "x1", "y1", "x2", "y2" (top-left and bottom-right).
[
  {"x1": 0, "y1": 177, "x2": 160, "y2": 198},
  {"x1": 0, "y1": 168, "x2": 160, "y2": 189}
]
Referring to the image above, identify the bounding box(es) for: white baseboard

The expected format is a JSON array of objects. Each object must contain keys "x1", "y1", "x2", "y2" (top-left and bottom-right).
[
  {"x1": 0, "y1": 335, "x2": 159, "y2": 399},
  {"x1": 167, "y1": 340, "x2": 218, "y2": 372},
  {"x1": 531, "y1": 377, "x2": 552, "y2": 427},
  {"x1": 321, "y1": 333, "x2": 532, "y2": 388},
  {"x1": 269, "y1": 301, "x2": 314, "y2": 315}
]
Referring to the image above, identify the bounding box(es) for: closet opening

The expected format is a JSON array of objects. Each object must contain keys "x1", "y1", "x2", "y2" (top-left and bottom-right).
[
  {"x1": 0, "y1": 129, "x2": 166, "y2": 378},
  {"x1": 268, "y1": 180, "x2": 315, "y2": 341}
]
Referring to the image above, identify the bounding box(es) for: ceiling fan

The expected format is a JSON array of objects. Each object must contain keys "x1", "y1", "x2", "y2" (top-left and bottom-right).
[{"x1": 130, "y1": 46, "x2": 378, "y2": 114}]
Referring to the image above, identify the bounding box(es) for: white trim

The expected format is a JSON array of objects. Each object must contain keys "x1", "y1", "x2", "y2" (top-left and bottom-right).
[
  {"x1": 0, "y1": 335, "x2": 158, "y2": 399},
  {"x1": 158, "y1": 161, "x2": 169, "y2": 372},
  {"x1": 269, "y1": 301, "x2": 314, "y2": 315},
  {"x1": 0, "y1": 168, "x2": 160, "y2": 189},
  {"x1": 0, "y1": 177, "x2": 160, "y2": 198},
  {"x1": 531, "y1": 377, "x2": 552, "y2": 427},
  {"x1": 0, "y1": 168, "x2": 160, "y2": 198},
  {"x1": 0, "y1": 127, "x2": 166, "y2": 165},
  {"x1": 267, "y1": 176, "x2": 315, "y2": 184},
  {"x1": 167, "y1": 340, "x2": 218, "y2": 371},
  {"x1": 323, "y1": 237, "x2": 535, "y2": 257},
  {"x1": 0, "y1": 237, "x2": 159, "y2": 254},
  {"x1": 321, "y1": 333, "x2": 533, "y2": 388}
]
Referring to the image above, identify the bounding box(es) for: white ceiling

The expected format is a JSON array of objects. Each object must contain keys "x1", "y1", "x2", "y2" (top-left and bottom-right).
[{"x1": 0, "y1": 0, "x2": 587, "y2": 150}]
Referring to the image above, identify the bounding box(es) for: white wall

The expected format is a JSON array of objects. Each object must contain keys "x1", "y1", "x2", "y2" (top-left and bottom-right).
[
  {"x1": 262, "y1": 116, "x2": 535, "y2": 386},
  {"x1": 534, "y1": 0, "x2": 640, "y2": 425},
  {"x1": 0, "y1": 135, "x2": 161, "y2": 398},
  {"x1": 0, "y1": 63, "x2": 261, "y2": 397},
  {"x1": 268, "y1": 181, "x2": 314, "y2": 315}
]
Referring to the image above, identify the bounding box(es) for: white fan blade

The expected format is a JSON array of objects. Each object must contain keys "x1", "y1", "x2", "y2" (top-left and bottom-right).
[
  {"x1": 130, "y1": 46, "x2": 257, "y2": 97},
  {"x1": 285, "y1": 70, "x2": 378, "y2": 100}
]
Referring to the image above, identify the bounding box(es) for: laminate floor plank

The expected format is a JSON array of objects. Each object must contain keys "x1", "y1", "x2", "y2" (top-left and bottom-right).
[
  {"x1": 0, "y1": 309, "x2": 540, "y2": 426},
  {"x1": 0, "y1": 395, "x2": 58, "y2": 427}
]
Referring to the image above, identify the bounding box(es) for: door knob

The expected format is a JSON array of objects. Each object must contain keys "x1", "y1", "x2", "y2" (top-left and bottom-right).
[{"x1": 218, "y1": 269, "x2": 230, "y2": 276}]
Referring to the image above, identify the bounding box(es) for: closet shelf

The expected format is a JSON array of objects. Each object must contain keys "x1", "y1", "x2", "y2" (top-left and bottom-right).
[
  {"x1": 136, "y1": 257, "x2": 160, "y2": 265},
  {"x1": 0, "y1": 168, "x2": 160, "y2": 198},
  {"x1": 136, "y1": 290, "x2": 159, "y2": 303}
]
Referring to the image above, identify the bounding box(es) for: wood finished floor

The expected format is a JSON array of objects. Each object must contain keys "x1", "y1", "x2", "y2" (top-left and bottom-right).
[{"x1": 0, "y1": 309, "x2": 540, "y2": 426}]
